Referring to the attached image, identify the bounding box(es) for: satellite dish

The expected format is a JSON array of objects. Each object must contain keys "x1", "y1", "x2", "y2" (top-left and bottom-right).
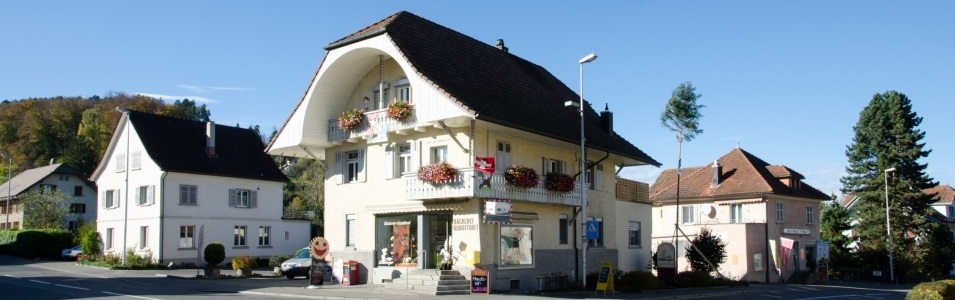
[{"x1": 707, "y1": 205, "x2": 717, "y2": 219}]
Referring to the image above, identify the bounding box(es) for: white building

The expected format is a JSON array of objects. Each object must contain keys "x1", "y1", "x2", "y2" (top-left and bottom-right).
[
  {"x1": 0, "y1": 163, "x2": 97, "y2": 230},
  {"x1": 91, "y1": 109, "x2": 310, "y2": 265},
  {"x1": 267, "y1": 11, "x2": 659, "y2": 290}
]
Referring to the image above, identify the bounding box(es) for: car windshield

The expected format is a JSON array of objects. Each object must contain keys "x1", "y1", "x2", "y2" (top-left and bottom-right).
[{"x1": 294, "y1": 248, "x2": 309, "y2": 258}]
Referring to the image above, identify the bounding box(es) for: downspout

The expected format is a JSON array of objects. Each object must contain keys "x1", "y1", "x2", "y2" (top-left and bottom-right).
[
  {"x1": 572, "y1": 207, "x2": 580, "y2": 284},
  {"x1": 159, "y1": 171, "x2": 168, "y2": 263}
]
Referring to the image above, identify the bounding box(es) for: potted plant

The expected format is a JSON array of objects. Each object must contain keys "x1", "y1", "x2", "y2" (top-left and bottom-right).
[
  {"x1": 232, "y1": 254, "x2": 257, "y2": 277},
  {"x1": 417, "y1": 162, "x2": 457, "y2": 184},
  {"x1": 504, "y1": 165, "x2": 539, "y2": 188},
  {"x1": 337, "y1": 108, "x2": 364, "y2": 131},
  {"x1": 386, "y1": 101, "x2": 413, "y2": 121},
  {"x1": 544, "y1": 172, "x2": 575, "y2": 193},
  {"x1": 438, "y1": 237, "x2": 459, "y2": 270},
  {"x1": 203, "y1": 242, "x2": 225, "y2": 278},
  {"x1": 269, "y1": 254, "x2": 292, "y2": 274}
]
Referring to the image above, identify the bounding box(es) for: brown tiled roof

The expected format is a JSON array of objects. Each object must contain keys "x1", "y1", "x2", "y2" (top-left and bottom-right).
[
  {"x1": 126, "y1": 110, "x2": 288, "y2": 182},
  {"x1": 926, "y1": 184, "x2": 955, "y2": 205},
  {"x1": 841, "y1": 194, "x2": 858, "y2": 208},
  {"x1": 767, "y1": 165, "x2": 804, "y2": 180},
  {"x1": 325, "y1": 11, "x2": 660, "y2": 167},
  {"x1": 649, "y1": 148, "x2": 830, "y2": 201}
]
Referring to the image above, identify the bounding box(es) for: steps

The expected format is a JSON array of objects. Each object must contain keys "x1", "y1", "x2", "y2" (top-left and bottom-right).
[{"x1": 388, "y1": 269, "x2": 471, "y2": 295}]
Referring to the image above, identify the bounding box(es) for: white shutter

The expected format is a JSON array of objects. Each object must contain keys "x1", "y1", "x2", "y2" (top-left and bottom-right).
[
  {"x1": 410, "y1": 141, "x2": 420, "y2": 172},
  {"x1": 229, "y1": 189, "x2": 237, "y2": 207},
  {"x1": 134, "y1": 187, "x2": 141, "y2": 205},
  {"x1": 542, "y1": 157, "x2": 548, "y2": 174},
  {"x1": 147, "y1": 185, "x2": 155, "y2": 205},
  {"x1": 595, "y1": 164, "x2": 604, "y2": 190},
  {"x1": 114, "y1": 190, "x2": 120, "y2": 208},
  {"x1": 101, "y1": 191, "x2": 107, "y2": 208},
  {"x1": 384, "y1": 144, "x2": 394, "y2": 179},
  {"x1": 358, "y1": 149, "x2": 366, "y2": 182},
  {"x1": 334, "y1": 152, "x2": 344, "y2": 185},
  {"x1": 250, "y1": 191, "x2": 258, "y2": 208}
]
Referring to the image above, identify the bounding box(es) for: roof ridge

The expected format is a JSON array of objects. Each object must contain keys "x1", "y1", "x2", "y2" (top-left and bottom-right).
[
  {"x1": 650, "y1": 165, "x2": 708, "y2": 198},
  {"x1": 729, "y1": 148, "x2": 777, "y2": 193}
]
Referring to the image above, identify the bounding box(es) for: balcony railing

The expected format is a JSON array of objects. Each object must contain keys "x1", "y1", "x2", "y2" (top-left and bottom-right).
[
  {"x1": 328, "y1": 108, "x2": 419, "y2": 143},
  {"x1": 404, "y1": 168, "x2": 582, "y2": 206}
]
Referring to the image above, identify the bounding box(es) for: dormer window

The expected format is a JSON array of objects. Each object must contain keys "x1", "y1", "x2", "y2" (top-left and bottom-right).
[{"x1": 394, "y1": 78, "x2": 411, "y2": 103}]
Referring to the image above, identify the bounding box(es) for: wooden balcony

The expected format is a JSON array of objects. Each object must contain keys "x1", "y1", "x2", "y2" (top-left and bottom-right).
[
  {"x1": 404, "y1": 168, "x2": 582, "y2": 206},
  {"x1": 327, "y1": 108, "x2": 419, "y2": 143}
]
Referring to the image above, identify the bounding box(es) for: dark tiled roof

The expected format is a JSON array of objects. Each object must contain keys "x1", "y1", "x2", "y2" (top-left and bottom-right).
[
  {"x1": 126, "y1": 110, "x2": 287, "y2": 182},
  {"x1": 650, "y1": 148, "x2": 830, "y2": 201},
  {"x1": 327, "y1": 11, "x2": 660, "y2": 167}
]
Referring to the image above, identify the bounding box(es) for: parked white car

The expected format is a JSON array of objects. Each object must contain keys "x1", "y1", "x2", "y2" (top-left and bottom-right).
[{"x1": 280, "y1": 247, "x2": 311, "y2": 279}]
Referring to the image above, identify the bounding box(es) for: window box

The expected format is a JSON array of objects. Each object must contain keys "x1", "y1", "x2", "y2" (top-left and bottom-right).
[
  {"x1": 504, "y1": 165, "x2": 539, "y2": 188},
  {"x1": 544, "y1": 172, "x2": 575, "y2": 193},
  {"x1": 337, "y1": 109, "x2": 364, "y2": 131},
  {"x1": 418, "y1": 162, "x2": 457, "y2": 184},
  {"x1": 386, "y1": 101, "x2": 413, "y2": 121}
]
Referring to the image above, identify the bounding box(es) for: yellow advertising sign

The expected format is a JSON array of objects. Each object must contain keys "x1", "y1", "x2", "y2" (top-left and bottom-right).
[{"x1": 595, "y1": 261, "x2": 614, "y2": 295}]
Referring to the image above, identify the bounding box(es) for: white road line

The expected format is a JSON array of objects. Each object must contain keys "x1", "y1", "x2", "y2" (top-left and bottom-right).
[
  {"x1": 102, "y1": 291, "x2": 163, "y2": 300},
  {"x1": 55, "y1": 284, "x2": 89, "y2": 290},
  {"x1": 29, "y1": 279, "x2": 51, "y2": 284},
  {"x1": 2, "y1": 275, "x2": 19, "y2": 279},
  {"x1": 760, "y1": 294, "x2": 783, "y2": 298}
]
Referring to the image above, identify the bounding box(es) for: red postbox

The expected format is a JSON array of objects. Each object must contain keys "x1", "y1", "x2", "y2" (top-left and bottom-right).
[{"x1": 342, "y1": 260, "x2": 359, "y2": 285}]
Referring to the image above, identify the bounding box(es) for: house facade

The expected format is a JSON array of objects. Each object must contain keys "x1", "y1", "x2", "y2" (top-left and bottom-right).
[
  {"x1": 267, "y1": 11, "x2": 659, "y2": 290},
  {"x1": 650, "y1": 148, "x2": 830, "y2": 283},
  {"x1": 0, "y1": 163, "x2": 97, "y2": 230},
  {"x1": 91, "y1": 109, "x2": 310, "y2": 265},
  {"x1": 926, "y1": 185, "x2": 955, "y2": 219}
]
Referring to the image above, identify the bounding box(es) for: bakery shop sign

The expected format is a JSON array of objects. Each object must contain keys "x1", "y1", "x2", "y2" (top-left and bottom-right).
[
  {"x1": 309, "y1": 237, "x2": 329, "y2": 287},
  {"x1": 782, "y1": 228, "x2": 811, "y2": 235}
]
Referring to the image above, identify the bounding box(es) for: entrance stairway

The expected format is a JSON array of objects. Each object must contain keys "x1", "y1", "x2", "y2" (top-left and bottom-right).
[{"x1": 388, "y1": 269, "x2": 471, "y2": 295}]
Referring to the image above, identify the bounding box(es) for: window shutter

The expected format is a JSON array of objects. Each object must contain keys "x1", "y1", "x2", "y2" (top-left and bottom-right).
[
  {"x1": 250, "y1": 191, "x2": 258, "y2": 208},
  {"x1": 410, "y1": 141, "x2": 420, "y2": 172},
  {"x1": 334, "y1": 152, "x2": 343, "y2": 185},
  {"x1": 358, "y1": 149, "x2": 366, "y2": 182},
  {"x1": 595, "y1": 164, "x2": 604, "y2": 190},
  {"x1": 101, "y1": 191, "x2": 107, "y2": 208},
  {"x1": 229, "y1": 189, "x2": 237, "y2": 207},
  {"x1": 561, "y1": 161, "x2": 568, "y2": 175},
  {"x1": 134, "y1": 187, "x2": 141, "y2": 205},
  {"x1": 147, "y1": 185, "x2": 155, "y2": 205},
  {"x1": 114, "y1": 190, "x2": 120, "y2": 208},
  {"x1": 542, "y1": 157, "x2": 548, "y2": 174},
  {"x1": 384, "y1": 144, "x2": 394, "y2": 179}
]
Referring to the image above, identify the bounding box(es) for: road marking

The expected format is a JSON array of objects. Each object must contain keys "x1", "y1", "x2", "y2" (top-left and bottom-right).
[
  {"x1": 55, "y1": 284, "x2": 90, "y2": 290},
  {"x1": 760, "y1": 294, "x2": 783, "y2": 298},
  {"x1": 29, "y1": 279, "x2": 51, "y2": 284},
  {"x1": 102, "y1": 291, "x2": 163, "y2": 300},
  {"x1": 2, "y1": 275, "x2": 20, "y2": 279}
]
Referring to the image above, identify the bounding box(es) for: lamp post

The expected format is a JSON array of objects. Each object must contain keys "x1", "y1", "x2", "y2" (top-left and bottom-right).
[
  {"x1": 566, "y1": 52, "x2": 596, "y2": 288},
  {"x1": 883, "y1": 167, "x2": 896, "y2": 283},
  {"x1": 116, "y1": 107, "x2": 131, "y2": 266},
  {"x1": 2, "y1": 153, "x2": 10, "y2": 229}
]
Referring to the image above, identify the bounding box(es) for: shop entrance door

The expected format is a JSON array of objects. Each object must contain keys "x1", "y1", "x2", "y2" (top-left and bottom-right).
[{"x1": 425, "y1": 213, "x2": 451, "y2": 269}]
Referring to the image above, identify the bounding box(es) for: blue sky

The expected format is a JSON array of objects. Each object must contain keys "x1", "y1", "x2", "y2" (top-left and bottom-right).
[{"x1": 3, "y1": 1, "x2": 953, "y2": 197}]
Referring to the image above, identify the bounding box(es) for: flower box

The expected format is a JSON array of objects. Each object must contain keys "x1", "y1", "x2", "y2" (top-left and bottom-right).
[
  {"x1": 418, "y1": 162, "x2": 457, "y2": 184},
  {"x1": 544, "y1": 172, "x2": 575, "y2": 193},
  {"x1": 386, "y1": 101, "x2": 413, "y2": 121},
  {"x1": 338, "y1": 109, "x2": 364, "y2": 131},
  {"x1": 504, "y1": 165, "x2": 539, "y2": 188}
]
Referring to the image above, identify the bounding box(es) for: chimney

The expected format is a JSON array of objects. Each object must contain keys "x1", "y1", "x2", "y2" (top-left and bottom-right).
[
  {"x1": 711, "y1": 160, "x2": 722, "y2": 188},
  {"x1": 496, "y1": 39, "x2": 508, "y2": 53},
  {"x1": 206, "y1": 121, "x2": 216, "y2": 157},
  {"x1": 600, "y1": 104, "x2": 613, "y2": 133}
]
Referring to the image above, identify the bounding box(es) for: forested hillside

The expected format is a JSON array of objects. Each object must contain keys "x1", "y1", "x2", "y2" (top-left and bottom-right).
[{"x1": 0, "y1": 93, "x2": 211, "y2": 179}]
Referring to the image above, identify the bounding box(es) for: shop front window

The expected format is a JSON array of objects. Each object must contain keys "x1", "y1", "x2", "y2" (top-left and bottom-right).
[
  {"x1": 376, "y1": 214, "x2": 418, "y2": 267},
  {"x1": 500, "y1": 225, "x2": 533, "y2": 267}
]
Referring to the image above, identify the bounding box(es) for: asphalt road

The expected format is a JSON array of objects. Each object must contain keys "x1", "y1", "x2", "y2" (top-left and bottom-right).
[{"x1": 704, "y1": 282, "x2": 910, "y2": 300}]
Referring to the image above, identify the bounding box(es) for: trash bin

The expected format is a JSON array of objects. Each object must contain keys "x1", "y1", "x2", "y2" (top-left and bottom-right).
[{"x1": 342, "y1": 260, "x2": 359, "y2": 285}]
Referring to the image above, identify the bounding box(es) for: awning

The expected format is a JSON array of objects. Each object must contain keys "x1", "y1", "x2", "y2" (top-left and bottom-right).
[{"x1": 365, "y1": 203, "x2": 465, "y2": 214}]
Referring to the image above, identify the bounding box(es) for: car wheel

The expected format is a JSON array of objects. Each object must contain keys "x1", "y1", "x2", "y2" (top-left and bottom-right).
[{"x1": 286, "y1": 274, "x2": 295, "y2": 279}]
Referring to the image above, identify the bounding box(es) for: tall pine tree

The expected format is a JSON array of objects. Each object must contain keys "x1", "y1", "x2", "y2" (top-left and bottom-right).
[{"x1": 840, "y1": 90, "x2": 944, "y2": 277}]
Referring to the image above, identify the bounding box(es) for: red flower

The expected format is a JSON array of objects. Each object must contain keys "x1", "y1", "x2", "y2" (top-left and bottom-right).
[
  {"x1": 544, "y1": 172, "x2": 575, "y2": 193},
  {"x1": 504, "y1": 165, "x2": 539, "y2": 188}
]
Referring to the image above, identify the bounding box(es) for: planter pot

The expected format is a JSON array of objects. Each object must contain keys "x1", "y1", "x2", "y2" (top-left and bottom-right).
[
  {"x1": 204, "y1": 268, "x2": 220, "y2": 278},
  {"x1": 273, "y1": 266, "x2": 281, "y2": 274},
  {"x1": 236, "y1": 268, "x2": 253, "y2": 277}
]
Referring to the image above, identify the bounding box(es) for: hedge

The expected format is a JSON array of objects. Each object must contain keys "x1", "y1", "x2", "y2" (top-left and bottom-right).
[{"x1": 0, "y1": 229, "x2": 72, "y2": 258}]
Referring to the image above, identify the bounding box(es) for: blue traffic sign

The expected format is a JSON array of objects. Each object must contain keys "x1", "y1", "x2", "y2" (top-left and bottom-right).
[{"x1": 586, "y1": 221, "x2": 599, "y2": 240}]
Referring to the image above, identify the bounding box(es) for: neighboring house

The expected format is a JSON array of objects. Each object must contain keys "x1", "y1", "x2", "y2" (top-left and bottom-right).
[
  {"x1": 926, "y1": 184, "x2": 955, "y2": 220},
  {"x1": 91, "y1": 109, "x2": 310, "y2": 265},
  {"x1": 0, "y1": 163, "x2": 97, "y2": 230},
  {"x1": 266, "y1": 11, "x2": 660, "y2": 290},
  {"x1": 649, "y1": 147, "x2": 830, "y2": 283}
]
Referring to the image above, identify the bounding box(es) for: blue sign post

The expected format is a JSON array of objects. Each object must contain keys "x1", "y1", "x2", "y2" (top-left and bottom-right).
[{"x1": 586, "y1": 221, "x2": 599, "y2": 240}]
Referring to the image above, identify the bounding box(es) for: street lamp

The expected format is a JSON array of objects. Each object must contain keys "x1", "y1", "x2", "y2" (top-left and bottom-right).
[
  {"x1": 1, "y1": 153, "x2": 10, "y2": 229},
  {"x1": 566, "y1": 52, "x2": 596, "y2": 288},
  {"x1": 884, "y1": 167, "x2": 896, "y2": 283}
]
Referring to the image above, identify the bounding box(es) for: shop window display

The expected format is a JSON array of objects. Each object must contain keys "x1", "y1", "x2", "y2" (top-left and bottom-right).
[
  {"x1": 500, "y1": 225, "x2": 533, "y2": 267},
  {"x1": 376, "y1": 215, "x2": 418, "y2": 267}
]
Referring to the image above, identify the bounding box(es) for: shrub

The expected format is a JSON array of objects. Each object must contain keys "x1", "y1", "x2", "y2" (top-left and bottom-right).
[
  {"x1": 232, "y1": 255, "x2": 257, "y2": 270},
  {"x1": 124, "y1": 248, "x2": 153, "y2": 268},
  {"x1": 270, "y1": 254, "x2": 292, "y2": 268},
  {"x1": 80, "y1": 229, "x2": 100, "y2": 257},
  {"x1": 686, "y1": 227, "x2": 726, "y2": 275},
  {"x1": 544, "y1": 172, "x2": 575, "y2": 192},
  {"x1": 204, "y1": 242, "x2": 226, "y2": 268},
  {"x1": 4, "y1": 229, "x2": 72, "y2": 258},
  {"x1": 617, "y1": 271, "x2": 661, "y2": 292},
  {"x1": 102, "y1": 252, "x2": 121, "y2": 266},
  {"x1": 504, "y1": 165, "x2": 539, "y2": 188},
  {"x1": 676, "y1": 270, "x2": 713, "y2": 287},
  {"x1": 908, "y1": 280, "x2": 955, "y2": 300}
]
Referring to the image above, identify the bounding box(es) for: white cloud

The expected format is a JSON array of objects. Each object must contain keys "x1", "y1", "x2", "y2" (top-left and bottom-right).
[
  {"x1": 178, "y1": 84, "x2": 255, "y2": 93},
  {"x1": 136, "y1": 93, "x2": 216, "y2": 104},
  {"x1": 617, "y1": 166, "x2": 664, "y2": 184}
]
